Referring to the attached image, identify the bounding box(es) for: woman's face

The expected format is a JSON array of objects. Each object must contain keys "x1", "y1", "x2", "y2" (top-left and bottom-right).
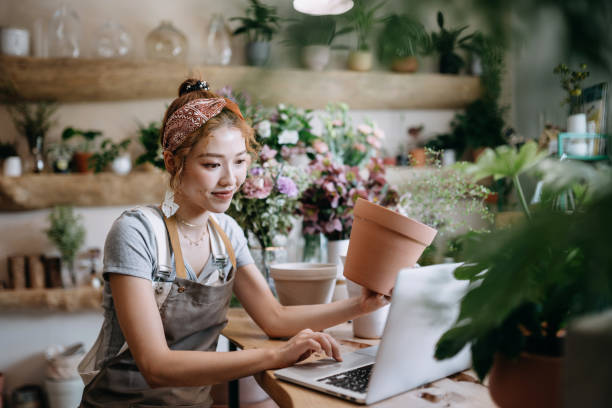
[{"x1": 178, "y1": 125, "x2": 249, "y2": 214}]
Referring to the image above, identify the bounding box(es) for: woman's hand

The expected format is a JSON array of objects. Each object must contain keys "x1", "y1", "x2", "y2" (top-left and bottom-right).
[
  {"x1": 358, "y1": 287, "x2": 391, "y2": 315},
  {"x1": 273, "y1": 329, "x2": 342, "y2": 369}
]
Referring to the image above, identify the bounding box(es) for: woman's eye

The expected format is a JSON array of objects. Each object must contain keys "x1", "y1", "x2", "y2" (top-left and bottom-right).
[
  {"x1": 235, "y1": 159, "x2": 246, "y2": 165},
  {"x1": 203, "y1": 163, "x2": 220, "y2": 169}
]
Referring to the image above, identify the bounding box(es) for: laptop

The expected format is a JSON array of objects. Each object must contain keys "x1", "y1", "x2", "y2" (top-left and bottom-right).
[{"x1": 274, "y1": 263, "x2": 472, "y2": 405}]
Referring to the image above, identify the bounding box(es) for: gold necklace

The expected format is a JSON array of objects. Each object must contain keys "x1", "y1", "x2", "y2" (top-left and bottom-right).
[
  {"x1": 177, "y1": 216, "x2": 205, "y2": 228},
  {"x1": 178, "y1": 224, "x2": 208, "y2": 247}
]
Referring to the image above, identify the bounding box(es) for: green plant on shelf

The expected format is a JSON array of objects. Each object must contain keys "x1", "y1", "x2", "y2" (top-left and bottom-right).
[
  {"x1": 342, "y1": 0, "x2": 387, "y2": 51},
  {"x1": 135, "y1": 121, "x2": 164, "y2": 170},
  {"x1": 230, "y1": 0, "x2": 282, "y2": 43},
  {"x1": 61, "y1": 127, "x2": 103, "y2": 153},
  {"x1": 90, "y1": 138, "x2": 131, "y2": 173},
  {"x1": 283, "y1": 14, "x2": 352, "y2": 49},
  {"x1": 45, "y1": 205, "x2": 86, "y2": 286},
  {"x1": 377, "y1": 13, "x2": 431, "y2": 65},
  {"x1": 430, "y1": 11, "x2": 473, "y2": 74}
]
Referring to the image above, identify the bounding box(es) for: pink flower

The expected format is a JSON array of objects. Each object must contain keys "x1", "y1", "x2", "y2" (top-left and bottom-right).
[
  {"x1": 332, "y1": 119, "x2": 343, "y2": 127},
  {"x1": 373, "y1": 128, "x2": 385, "y2": 139},
  {"x1": 353, "y1": 142, "x2": 366, "y2": 152},
  {"x1": 259, "y1": 145, "x2": 277, "y2": 161},
  {"x1": 313, "y1": 139, "x2": 329, "y2": 154},
  {"x1": 366, "y1": 135, "x2": 381, "y2": 149},
  {"x1": 357, "y1": 124, "x2": 373, "y2": 134},
  {"x1": 242, "y1": 175, "x2": 273, "y2": 199}
]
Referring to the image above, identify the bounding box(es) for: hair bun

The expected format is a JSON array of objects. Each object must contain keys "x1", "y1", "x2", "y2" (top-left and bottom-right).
[{"x1": 178, "y1": 79, "x2": 210, "y2": 96}]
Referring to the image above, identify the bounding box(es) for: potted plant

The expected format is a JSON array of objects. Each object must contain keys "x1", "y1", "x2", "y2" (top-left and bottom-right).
[
  {"x1": 134, "y1": 121, "x2": 164, "y2": 171},
  {"x1": 0, "y1": 142, "x2": 21, "y2": 176},
  {"x1": 434, "y1": 159, "x2": 612, "y2": 408},
  {"x1": 230, "y1": 0, "x2": 281, "y2": 66},
  {"x1": 395, "y1": 149, "x2": 492, "y2": 265},
  {"x1": 430, "y1": 11, "x2": 473, "y2": 74},
  {"x1": 61, "y1": 127, "x2": 103, "y2": 173},
  {"x1": 553, "y1": 63, "x2": 590, "y2": 133},
  {"x1": 6, "y1": 100, "x2": 58, "y2": 173},
  {"x1": 90, "y1": 138, "x2": 132, "y2": 174},
  {"x1": 377, "y1": 13, "x2": 431, "y2": 73},
  {"x1": 342, "y1": 0, "x2": 387, "y2": 71},
  {"x1": 283, "y1": 14, "x2": 352, "y2": 71},
  {"x1": 46, "y1": 141, "x2": 75, "y2": 173},
  {"x1": 45, "y1": 206, "x2": 86, "y2": 287}
]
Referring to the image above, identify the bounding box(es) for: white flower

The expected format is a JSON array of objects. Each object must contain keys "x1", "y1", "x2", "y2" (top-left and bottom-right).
[
  {"x1": 277, "y1": 103, "x2": 286, "y2": 110},
  {"x1": 255, "y1": 120, "x2": 271, "y2": 138},
  {"x1": 278, "y1": 129, "x2": 299, "y2": 145},
  {"x1": 280, "y1": 113, "x2": 288, "y2": 121}
]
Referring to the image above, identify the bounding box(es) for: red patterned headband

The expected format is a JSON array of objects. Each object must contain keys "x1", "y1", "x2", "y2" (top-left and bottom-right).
[{"x1": 162, "y1": 97, "x2": 245, "y2": 152}]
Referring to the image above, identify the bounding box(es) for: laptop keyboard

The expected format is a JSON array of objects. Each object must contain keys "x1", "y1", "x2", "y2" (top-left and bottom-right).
[{"x1": 317, "y1": 364, "x2": 374, "y2": 394}]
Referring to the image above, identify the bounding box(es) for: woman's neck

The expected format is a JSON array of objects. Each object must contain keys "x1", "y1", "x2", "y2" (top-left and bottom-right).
[{"x1": 173, "y1": 194, "x2": 210, "y2": 227}]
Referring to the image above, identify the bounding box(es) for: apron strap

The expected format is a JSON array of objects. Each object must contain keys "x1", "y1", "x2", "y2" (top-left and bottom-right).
[
  {"x1": 162, "y1": 215, "x2": 188, "y2": 279},
  {"x1": 208, "y1": 216, "x2": 237, "y2": 271}
]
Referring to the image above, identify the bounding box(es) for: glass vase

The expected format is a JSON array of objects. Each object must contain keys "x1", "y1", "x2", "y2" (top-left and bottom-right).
[
  {"x1": 302, "y1": 233, "x2": 327, "y2": 263},
  {"x1": 48, "y1": 4, "x2": 80, "y2": 58},
  {"x1": 146, "y1": 21, "x2": 188, "y2": 61},
  {"x1": 32, "y1": 136, "x2": 45, "y2": 173},
  {"x1": 205, "y1": 14, "x2": 232, "y2": 65},
  {"x1": 96, "y1": 20, "x2": 132, "y2": 58},
  {"x1": 251, "y1": 245, "x2": 287, "y2": 296}
]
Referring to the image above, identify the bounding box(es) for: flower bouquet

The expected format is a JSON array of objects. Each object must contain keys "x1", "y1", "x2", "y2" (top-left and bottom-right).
[
  {"x1": 228, "y1": 148, "x2": 310, "y2": 266},
  {"x1": 318, "y1": 103, "x2": 384, "y2": 168},
  {"x1": 253, "y1": 103, "x2": 318, "y2": 163}
]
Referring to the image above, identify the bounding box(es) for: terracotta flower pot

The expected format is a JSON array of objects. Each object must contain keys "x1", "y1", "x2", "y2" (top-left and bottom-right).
[
  {"x1": 391, "y1": 56, "x2": 418, "y2": 73},
  {"x1": 488, "y1": 352, "x2": 562, "y2": 408},
  {"x1": 409, "y1": 147, "x2": 426, "y2": 167},
  {"x1": 343, "y1": 199, "x2": 437, "y2": 295},
  {"x1": 73, "y1": 152, "x2": 93, "y2": 173}
]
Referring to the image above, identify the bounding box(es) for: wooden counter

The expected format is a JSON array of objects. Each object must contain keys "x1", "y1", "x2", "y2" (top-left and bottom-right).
[{"x1": 223, "y1": 308, "x2": 494, "y2": 408}]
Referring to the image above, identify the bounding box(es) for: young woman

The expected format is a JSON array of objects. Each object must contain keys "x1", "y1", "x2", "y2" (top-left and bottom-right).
[{"x1": 79, "y1": 79, "x2": 389, "y2": 407}]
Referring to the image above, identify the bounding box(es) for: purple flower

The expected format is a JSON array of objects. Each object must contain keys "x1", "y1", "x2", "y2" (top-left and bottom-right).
[
  {"x1": 276, "y1": 176, "x2": 298, "y2": 197},
  {"x1": 250, "y1": 166, "x2": 264, "y2": 176}
]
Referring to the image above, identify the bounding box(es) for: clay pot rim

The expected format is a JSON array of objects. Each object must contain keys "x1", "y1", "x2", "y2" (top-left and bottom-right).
[
  {"x1": 270, "y1": 262, "x2": 337, "y2": 281},
  {"x1": 353, "y1": 198, "x2": 437, "y2": 245}
]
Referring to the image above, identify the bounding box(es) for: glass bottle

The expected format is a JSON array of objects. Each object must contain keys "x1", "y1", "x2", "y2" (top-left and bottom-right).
[
  {"x1": 146, "y1": 21, "x2": 188, "y2": 61},
  {"x1": 96, "y1": 20, "x2": 132, "y2": 58},
  {"x1": 205, "y1": 14, "x2": 232, "y2": 65},
  {"x1": 48, "y1": 4, "x2": 80, "y2": 58}
]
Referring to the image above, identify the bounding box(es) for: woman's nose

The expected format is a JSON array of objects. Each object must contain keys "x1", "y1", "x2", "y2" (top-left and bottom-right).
[{"x1": 219, "y1": 164, "x2": 233, "y2": 186}]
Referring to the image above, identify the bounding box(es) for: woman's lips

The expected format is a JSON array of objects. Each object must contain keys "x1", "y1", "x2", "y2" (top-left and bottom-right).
[{"x1": 212, "y1": 191, "x2": 233, "y2": 200}]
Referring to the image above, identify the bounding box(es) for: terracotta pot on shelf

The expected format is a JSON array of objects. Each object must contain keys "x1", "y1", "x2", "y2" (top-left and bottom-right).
[
  {"x1": 72, "y1": 152, "x2": 93, "y2": 173},
  {"x1": 343, "y1": 198, "x2": 437, "y2": 296},
  {"x1": 488, "y1": 352, "x2": 562, "y2": 408},
  {"x1": 391, "y1": 56, "x2": 418, "y2": 73},
  {"x1": 409, "y1": 147, "x2": 426, "y2": 167}
]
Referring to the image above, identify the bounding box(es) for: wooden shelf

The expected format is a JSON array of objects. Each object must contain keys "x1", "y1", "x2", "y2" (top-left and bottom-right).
[
  {"x1": 0, "y1": 286, "x2": 102, "y2": 311},
  {"x1": 0, "y1": 171, "x2": 167, "y2": 211},
  {"x1": 0, "y1": 56, "x2": 481, "y2": 109}
]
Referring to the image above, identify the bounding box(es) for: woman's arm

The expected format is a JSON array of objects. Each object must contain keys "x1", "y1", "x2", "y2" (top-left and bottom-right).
[
  {"x1": 109, "y1": 274, "x2": 340, "y2": 388},
  {"x1": 233, "y1": 263, "x2": 389, "y2": 338}
]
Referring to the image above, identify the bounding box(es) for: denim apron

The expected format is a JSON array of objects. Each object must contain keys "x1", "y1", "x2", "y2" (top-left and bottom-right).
[{"x1": 80, "y1": 213, "x2": 236, "y2": 407}]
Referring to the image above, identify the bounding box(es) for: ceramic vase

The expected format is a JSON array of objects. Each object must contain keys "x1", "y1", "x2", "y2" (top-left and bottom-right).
[
  {"x1": 343, "y1": 198, "x2": 437, "y2": 296},
  {"x1": 270, "y1": 263, "x2": 336, "y2": 306},
  {"x1": 488, "y1": 352, "x2": 561, "y2": 408},
  {"x1": 111, "y1": 154, "x2": 132, "y2": 175},
  {"x1": 346, "y1": 279, "x2": 390, "y2": 339},
  {"x1": 246, "y1": 41, "x2": 270, "y2": 66},
  {"x1": 567, "y1": 113, "x2": 587, "y2": 134},
  {"x1": 3, "y1": 156, "x2": 22, "y2": 177},
  {"x1": 301, "y1": 45, "x2": 331, "y2": 71},
  {"x1": 45, "y1": 377, "x2": 84, "y2": 408},
  {"x1": 347, "y1": 50, "x2": 373, "y2": 72}
]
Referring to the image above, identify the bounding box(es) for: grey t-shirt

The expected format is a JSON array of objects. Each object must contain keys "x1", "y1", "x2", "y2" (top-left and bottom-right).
[{"x1": 92, "y1": 206, "x2": 254, "y2": 369}]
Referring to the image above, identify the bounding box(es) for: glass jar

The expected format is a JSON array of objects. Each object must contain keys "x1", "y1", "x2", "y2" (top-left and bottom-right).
[
  {"x1": 146, "y1": 21, "x2": 188, "y2": 61},
  {"x1": 48, "y1": 4, "x2": 80, "y2": 58},
  {"x1": 205, "y1": 14, "x2": 232, "y2": 65},
  {"x1": 96, "y1": 20, "x2": 132, "y2": 58}
]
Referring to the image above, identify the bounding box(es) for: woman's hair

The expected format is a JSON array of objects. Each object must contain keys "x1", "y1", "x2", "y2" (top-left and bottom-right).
[{"x1": 161, "y1": 78, "x2": 257, "y2": 190}]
